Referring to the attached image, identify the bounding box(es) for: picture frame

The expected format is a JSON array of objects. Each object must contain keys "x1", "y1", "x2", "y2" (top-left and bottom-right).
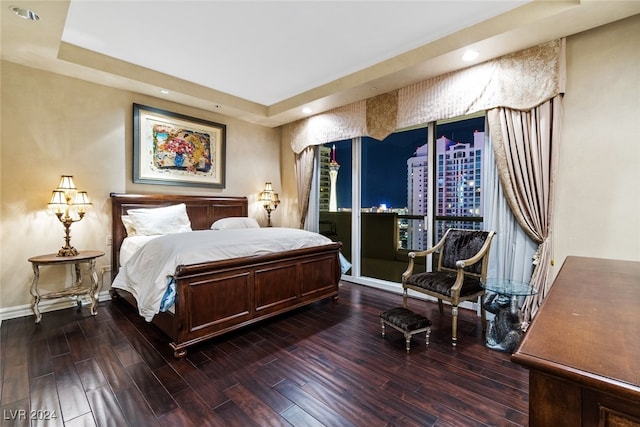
[{"x1": 133, "y1": 103, "x2": 226, "y2": 188}]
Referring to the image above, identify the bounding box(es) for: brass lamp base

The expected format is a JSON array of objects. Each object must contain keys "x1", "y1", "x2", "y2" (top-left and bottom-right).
[
  {"x1": 56, "y1": 214, "x2": 82, "y2": 257},
  {"x1": 57, "y1": 246, "x2": 78, "y2": 257},
  {"x1": 265, "y1": 208, "x2": 273, "y2": 227}
]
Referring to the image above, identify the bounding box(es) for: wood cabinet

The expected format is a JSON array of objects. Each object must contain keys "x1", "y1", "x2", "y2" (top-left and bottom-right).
[{"x1": 512, "y1": 256, "x2": 640, "y2": 427}]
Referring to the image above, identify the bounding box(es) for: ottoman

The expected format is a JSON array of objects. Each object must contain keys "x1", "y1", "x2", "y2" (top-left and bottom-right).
[{"x1": 380, "y1": 307, "x2": 432, "y2": 353}]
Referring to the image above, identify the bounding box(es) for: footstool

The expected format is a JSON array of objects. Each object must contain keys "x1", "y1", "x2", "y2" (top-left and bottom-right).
[{"x1": 380, "y1": 307, "x2": 432, "y2": 353}]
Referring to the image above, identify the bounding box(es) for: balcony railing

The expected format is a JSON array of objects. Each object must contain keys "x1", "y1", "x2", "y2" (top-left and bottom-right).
[{"x1": 319, "y1": 211, "x2": 483, "y2": 283}]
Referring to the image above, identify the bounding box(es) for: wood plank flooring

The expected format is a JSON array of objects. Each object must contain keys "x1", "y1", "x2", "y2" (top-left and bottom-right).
[{"x1": 0, "y1": 281, "x2": 529, "y2": 426}]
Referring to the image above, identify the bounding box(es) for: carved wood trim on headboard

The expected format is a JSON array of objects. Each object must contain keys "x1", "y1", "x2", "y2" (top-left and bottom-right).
[{"x1": 110, "y1": 193, "x2": 248, "y2": 274}]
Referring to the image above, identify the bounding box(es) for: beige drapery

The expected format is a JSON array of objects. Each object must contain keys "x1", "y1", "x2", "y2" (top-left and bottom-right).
[
  {"x1": 285, "y1": 39, "x2": 564, "y2": 154},
  {"x1": 487, "y1": 97, "x2": 562, "y2": 322},
  {"x1": 295, "y1": 146, "x2": 315, "y2": 228}
]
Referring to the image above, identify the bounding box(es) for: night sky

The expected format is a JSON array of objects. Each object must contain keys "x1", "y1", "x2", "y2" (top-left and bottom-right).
[{"x1": 329, "y1": 116, "x2": 484, "y2": 209}]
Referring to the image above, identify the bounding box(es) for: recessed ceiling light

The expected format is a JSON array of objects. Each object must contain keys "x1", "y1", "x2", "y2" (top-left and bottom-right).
[
  {"x1": 160, "y1": 89, "x2": 169, "y2": 94},
  {"x1": 462, "y1": 50, "x2": 479, "y2": 62},
  {"x1": 10, "y1": 5, "x2": 39, "y2": 21},
  {"x1": 302, "y1": 107, "x2": 312, "y2": 114}
]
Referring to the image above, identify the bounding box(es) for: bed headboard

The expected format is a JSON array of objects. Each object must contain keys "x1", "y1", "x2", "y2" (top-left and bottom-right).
[{"x1": 110, "y1": 193, "x2": 248, "y2": 273}]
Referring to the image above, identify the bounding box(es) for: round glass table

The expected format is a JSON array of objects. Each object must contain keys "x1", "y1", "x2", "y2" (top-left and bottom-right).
[{"x1": 480, "y1": 278, "x2": 537, "y2": 353}]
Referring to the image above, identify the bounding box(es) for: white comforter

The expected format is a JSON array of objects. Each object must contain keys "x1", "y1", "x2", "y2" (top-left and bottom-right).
[{"x1": 112, "y1": 228, "x2": 333, "y2": 321}]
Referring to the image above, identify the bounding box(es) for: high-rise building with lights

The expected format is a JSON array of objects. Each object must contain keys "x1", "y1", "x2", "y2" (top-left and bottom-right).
[
  {"x1": 436, "y1": 132, "x2": 484, "y2": 219},
  {"x1": 319, "y1": 145, "x2": 341, "y2": 212},
  {"x1": 319, "y1": 146, "x2": 331, "y2": 211},
  {"x1": 328, "y1": 145, "x2": 340, "y2": 212},
  {"x1": 406, "y1": 131, "x2": 484, "y2": 248},
  {"x1": 406, "y1": 144, "x2": 429, "y2": 249}
]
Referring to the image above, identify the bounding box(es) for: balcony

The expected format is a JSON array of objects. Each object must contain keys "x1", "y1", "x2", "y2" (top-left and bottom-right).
[{"x1": 320, "y1": 211, "x2": 482, "y2": 283}]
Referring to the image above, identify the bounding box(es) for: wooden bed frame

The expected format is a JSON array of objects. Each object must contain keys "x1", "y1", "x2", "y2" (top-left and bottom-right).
[{"x1": 110, "y1": 193, "x2": 342, "y2": 358}]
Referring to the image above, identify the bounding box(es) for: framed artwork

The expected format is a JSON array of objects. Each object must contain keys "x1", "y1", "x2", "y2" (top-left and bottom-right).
[{"x1": 133, "y1": 104, "x2": 226, "y2": 188}]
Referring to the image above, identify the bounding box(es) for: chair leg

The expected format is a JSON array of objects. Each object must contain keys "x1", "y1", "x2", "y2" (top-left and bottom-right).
[
  {"x1": 402, "y1": 288, "x2": 408, "y2": 308},
  {"x1": 404, "y1": 332, "x2": 411, "y2": 353},
  {"x1": 380, "y1": 319, "x2": 386, "y2": 338},
  {"x1": 481, "y1": 303, "x2": 487, "y2": 332},
  {"x1": 451, "y1": 306, "x2": 458, "y2": 347},
  {"x1": 438, "y1": 299, "x2": 444, "y2": 315}
]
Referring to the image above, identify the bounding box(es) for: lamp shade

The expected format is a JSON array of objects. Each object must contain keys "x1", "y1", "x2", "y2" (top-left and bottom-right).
[
  {"x1": 258, "y1": 182, "x2": 274, "y2": 203},
  {"x1": 258, "y1": 191, "x2": 272, "y2": 202},
  {"x1": 57, "y1": 175, "x2": 77, "y2": 190},
  {"x1": 47, "y1": 190, "x2": 67, "y2": 214},
  {"x1": 73, "y1": 191, "x2": 92, "y2": 214}
]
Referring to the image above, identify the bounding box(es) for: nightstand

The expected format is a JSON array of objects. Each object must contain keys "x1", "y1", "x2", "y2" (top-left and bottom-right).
[{"x1": 28, "y1": 250, "x2": 105, "y2": 323}]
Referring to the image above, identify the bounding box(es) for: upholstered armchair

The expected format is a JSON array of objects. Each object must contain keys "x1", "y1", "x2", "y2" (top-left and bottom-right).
[{"x1": 402, "y1": 228, "x2": 496, "y2": 346}]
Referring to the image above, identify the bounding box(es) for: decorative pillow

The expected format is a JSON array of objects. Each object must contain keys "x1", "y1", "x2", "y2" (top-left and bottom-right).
[
  {"x1": 121, "y1": 215, "x2": 138, "y2": 236},
  {"x1": 210, "y1": 217, "x2": 260, "y2": 230},
  {"x1": 126, "y1": 203, "x2": 192, "y2": 236}
]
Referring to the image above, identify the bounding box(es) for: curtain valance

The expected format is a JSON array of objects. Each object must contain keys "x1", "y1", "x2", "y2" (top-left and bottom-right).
[{"x1": 286, "y1": 39, "x2": 565, "y2": 154}]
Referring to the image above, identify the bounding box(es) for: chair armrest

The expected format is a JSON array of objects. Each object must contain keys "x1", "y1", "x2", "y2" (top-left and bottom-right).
[
  {"x1": 407, "y1": 234, "x2": 447, "y2": 259},
  {"x1": 401, "y1": 252, "x2": 419, "y2": 282},
  {"x1": 455, "y1": 252, "x2": 485, "y2": 269},
  {"x1": 402, "y1": 232, "x2": 450, "y2": 283},
  {"x1": 455, "y1": 231, "x2": 495, "y2": 269},
  {"x1": 401, "y1": 261, "x2": 414, "y2": 283}
]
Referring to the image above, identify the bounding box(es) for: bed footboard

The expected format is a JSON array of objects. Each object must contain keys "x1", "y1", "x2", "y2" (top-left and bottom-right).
[{"x1": 168, "y1": 244, "x2": 341, "y2": 358}]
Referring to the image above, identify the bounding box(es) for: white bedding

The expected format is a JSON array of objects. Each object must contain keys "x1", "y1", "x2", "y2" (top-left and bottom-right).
[
  {"x1": 112, "y1": 227, "x2": 333, "y2": 322},
  {"x1": 119, "y1": 235, "x2": 158, "y2": 266}
]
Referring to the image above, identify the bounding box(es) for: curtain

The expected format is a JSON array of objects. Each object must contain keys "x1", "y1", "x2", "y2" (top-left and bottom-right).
[
  {"x1": 483, "y1": 118, "x2": 537, "y2": 289},
  {"x1": 295, "y1": 146, "x2": 315, "y2": 229},
  {"x1": 285, "y1": 39, "x2": 565, "y2": 154},
  {"x1": 287, "y1": 102, "x2": 366, "y2": 155},
  {"x1": 482, "y1": 118, "x2": 537, "y2": 323},
  {"x1": 306, "y1": 147, "x2": 320, "y2": 232},
  {"x1": 487, "y1": 95, "x2": 563, "y2": 322}
]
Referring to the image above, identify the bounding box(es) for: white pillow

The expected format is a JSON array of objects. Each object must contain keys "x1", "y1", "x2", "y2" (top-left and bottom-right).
[
  {"x1": 211, "y1": 217, "x2": 260, "y2": 230},
  {"x1": 126, "y1": 203, "x2": 192, "y2": 236},
  {"x1": 121, "y1": 215, "x2": 138, "y2": 236}
]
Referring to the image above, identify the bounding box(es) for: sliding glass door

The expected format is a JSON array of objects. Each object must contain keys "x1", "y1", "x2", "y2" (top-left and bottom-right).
[{"x1": 359, "y1": 128, "x2": 429, "y2": 282}]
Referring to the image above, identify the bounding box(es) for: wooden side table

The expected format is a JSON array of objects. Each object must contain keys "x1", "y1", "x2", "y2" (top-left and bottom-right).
[{"x1": 28, "y1": 250, "x2": 105, "y2": 323}]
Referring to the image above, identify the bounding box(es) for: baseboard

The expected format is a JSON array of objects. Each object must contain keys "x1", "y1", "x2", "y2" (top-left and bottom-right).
[{"x1": 0, "y1": 290, "x2": 112, "y2": 323}]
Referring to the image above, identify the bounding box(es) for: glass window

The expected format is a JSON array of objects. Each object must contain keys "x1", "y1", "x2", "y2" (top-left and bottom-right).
[
  {"x1": 316, "y1": 114, "x2": 484, "y2": 285},
  {"x1": 434, "y1": 116, "x2": 485, "y2": 242}
]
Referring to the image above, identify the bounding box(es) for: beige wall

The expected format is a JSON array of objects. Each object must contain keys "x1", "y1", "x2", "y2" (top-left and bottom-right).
[
  {"x1": 0, "y1": 63, "x2": 283, "y2": 311},
  {"x1": 552, "y1": 14, "x2": 640, "y2": 279}
]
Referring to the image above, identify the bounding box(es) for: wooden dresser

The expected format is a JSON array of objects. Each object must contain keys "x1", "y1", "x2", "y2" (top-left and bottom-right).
[{"x1": 512, "y1": 256, "x2": 640, "y2": 427}]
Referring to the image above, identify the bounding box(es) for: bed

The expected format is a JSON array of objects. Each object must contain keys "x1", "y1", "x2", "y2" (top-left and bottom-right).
[{"x1": 110, "y1": 193, "x2": 342, "y2": 358}]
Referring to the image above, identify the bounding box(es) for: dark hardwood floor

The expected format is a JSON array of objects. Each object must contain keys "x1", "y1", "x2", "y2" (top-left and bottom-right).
[{"x1": 0, "y1": 281, "x2": 529, "y2": 426}]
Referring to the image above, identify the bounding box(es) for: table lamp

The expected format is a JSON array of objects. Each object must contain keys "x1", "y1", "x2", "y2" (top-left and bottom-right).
[
  {"x1": 47, "y1": 175, "x2": 92, "y2": 256},
  {"x1": 258, "y1": 182, "x2": 280, "y2": 227}
]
